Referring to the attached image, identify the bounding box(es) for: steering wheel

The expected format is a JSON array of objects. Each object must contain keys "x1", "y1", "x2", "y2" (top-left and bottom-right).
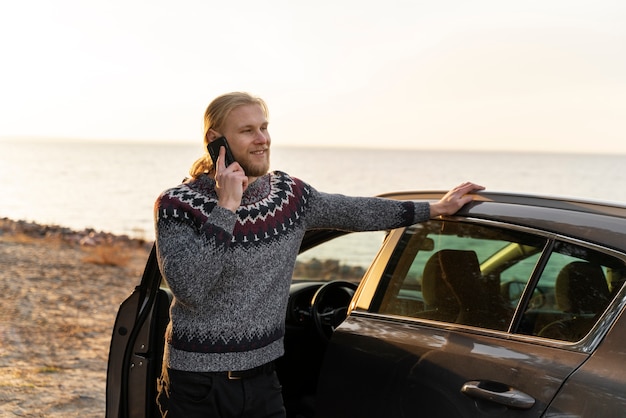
[{"x1": 310, "y1": 280, "x2": 358, "y2": 340}]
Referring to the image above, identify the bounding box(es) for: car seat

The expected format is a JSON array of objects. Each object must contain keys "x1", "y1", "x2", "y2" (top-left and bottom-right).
[
  {"x1": 419, "y1": 250, "x2": 481, "y2": 323},
  {"x1": 539, "y1": 261, "x2": 610, "y2": 342}
]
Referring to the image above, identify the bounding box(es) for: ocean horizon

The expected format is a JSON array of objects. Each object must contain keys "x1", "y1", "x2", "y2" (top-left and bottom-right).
[{"x1": 2, "y1": 139, "x2": 626, "y2": 240}]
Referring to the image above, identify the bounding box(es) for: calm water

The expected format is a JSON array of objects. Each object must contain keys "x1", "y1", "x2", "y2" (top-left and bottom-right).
[{"x1": 1, "y1": 139, "x2": 625, "y2": 239}]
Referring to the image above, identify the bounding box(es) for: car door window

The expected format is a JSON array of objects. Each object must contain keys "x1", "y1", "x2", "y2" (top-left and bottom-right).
[
  {"x1": 519, "y1": 241, "x2": 626, "y2": 342},
  {"x1": 372, "y1": 220, "x2": 546, "y2": 331},
  {"x1": 293, "y1": 230, "x2": 387, "y2": 283}
]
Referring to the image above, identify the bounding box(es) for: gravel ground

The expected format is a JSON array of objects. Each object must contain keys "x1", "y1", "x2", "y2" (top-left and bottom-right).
[{"x1": 0, "y1": 221, "x2": 151, "y2": 417}]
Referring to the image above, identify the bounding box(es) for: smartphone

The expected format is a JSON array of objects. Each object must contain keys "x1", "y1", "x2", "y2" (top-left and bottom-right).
[{"x1": 207, "y1": 136, "x2": 236, "y2": 167}]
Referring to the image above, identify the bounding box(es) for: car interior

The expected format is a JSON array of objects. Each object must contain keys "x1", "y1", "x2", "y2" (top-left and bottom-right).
[{"x1": 537, "y1": 261, "x2": 611, "y2": 341}]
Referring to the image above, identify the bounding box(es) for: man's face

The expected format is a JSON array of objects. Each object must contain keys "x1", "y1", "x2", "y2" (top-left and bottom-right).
[{"x1": 219, "y1": 104, "x2": 271, "y2": 179}]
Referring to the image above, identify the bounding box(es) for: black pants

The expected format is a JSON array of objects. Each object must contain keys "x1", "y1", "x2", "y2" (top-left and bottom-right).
[{"x1": 157, "y1": 366, "x2": 287, "y2": 418}]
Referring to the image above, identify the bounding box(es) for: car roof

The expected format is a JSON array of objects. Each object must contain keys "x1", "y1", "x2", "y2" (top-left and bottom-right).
[{"x1": 378, "y1": 191, "x2": 626, "y2": 253}]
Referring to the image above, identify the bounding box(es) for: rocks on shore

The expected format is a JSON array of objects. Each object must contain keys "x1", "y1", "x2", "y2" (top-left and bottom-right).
[{"x1": 0, "y1": 217, "x2": 152, "y2": 248}]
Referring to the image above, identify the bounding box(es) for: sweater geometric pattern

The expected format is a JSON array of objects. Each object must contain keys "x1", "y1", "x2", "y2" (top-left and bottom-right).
[{"x1": 158, "y1": 172, "x2": 308, "y2": 248}]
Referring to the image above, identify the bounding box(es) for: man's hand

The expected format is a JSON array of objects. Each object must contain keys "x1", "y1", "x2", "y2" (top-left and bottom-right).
[
  {"x1": 429, "y1": 182, "x2": 485, "y2": 217},
  {"x1": 214, "y1": 146, "x2": 248, "y2": 212}
]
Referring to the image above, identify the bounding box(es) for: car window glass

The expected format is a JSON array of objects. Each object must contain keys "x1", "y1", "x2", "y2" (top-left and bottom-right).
[
  {"x1": 373, "y1": 221, "x2": 546, "y2": 331},
  {"x1": 519, "y1": 241, "x2": 626, "y2": 342},
  {"x1": 293, "y1": 231, "x2": 387, "y2": 284}
]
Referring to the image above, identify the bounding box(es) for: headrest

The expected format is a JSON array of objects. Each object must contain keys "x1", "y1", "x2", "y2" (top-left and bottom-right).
[
  {"x1": 555, "y1": 261, "x2": 609, "y2": 314},
  {"x1": 422, "y1": 250, "x2": 481, "y2": 307}
]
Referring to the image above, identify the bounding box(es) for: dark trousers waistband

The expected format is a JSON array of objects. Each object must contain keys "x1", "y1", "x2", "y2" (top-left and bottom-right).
[{"x1": 217, "y1": 361, "x2": 275, "y2": 380}]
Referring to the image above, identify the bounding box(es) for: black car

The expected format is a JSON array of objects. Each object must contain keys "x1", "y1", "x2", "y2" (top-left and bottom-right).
[{"x1": 106, "y1": 191, "x2": 626, "y2": 417}]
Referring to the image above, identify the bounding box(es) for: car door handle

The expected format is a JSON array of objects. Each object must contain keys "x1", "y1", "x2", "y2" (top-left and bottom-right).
[{"x1": 461, "y1": 380, "x2": 535, "y2": 410}]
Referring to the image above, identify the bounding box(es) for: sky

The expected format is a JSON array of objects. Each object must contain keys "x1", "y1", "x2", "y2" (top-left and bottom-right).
[{"x1": 1, "y1": 0, "x2": 625, "y2": 154}]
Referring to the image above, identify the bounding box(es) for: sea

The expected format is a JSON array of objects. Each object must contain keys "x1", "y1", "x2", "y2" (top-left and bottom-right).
[{"x1": 1, "y1": 139, "x2": 626, "y2": 241}]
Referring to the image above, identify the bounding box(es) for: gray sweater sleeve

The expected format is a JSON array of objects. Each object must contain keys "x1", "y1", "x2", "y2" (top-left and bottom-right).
[{"x1": 304, "y1": 188, "x2": 431, "y2": 231}]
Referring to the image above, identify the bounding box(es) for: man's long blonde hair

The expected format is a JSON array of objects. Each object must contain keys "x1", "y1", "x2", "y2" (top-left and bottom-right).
[{"x1": 189, "y1": 92, "x2": 269, "y2": 179}]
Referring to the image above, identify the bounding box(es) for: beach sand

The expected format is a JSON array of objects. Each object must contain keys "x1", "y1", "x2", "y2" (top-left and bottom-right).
[{"x1": 0, "y1": 219, "x2": 152, "y2": 417}]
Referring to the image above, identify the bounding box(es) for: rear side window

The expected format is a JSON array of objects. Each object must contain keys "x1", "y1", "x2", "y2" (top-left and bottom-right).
[
  {"x1": 372, "y1": 221, "x2": 546, "y2": 331},
  {"x1": 518, "y1": 241, "x2": 626, "y2": 342}
]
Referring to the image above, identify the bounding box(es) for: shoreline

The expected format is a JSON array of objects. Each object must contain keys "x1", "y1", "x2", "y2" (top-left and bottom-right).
[
  {"x1": 0, "y1": 217, "x2": 152, "y2": 417},
  {"x1": 0, "y1": 217, "x2": 153, "y2": 248}
]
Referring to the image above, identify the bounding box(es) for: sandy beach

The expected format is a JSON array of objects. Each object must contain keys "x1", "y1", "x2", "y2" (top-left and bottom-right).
[{"x1": 0, "y1": 219, "x2": 152, "y2": 417}]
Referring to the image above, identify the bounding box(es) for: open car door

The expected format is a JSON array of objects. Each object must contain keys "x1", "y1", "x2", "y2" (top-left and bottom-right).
[{"x1": 106, "y1": 245, "x2": 171, "y2": 418}]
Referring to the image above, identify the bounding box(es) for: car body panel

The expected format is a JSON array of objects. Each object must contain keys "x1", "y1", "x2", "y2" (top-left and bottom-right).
[{"x1": 316, "y1": 314, "x2": 587, "y2": 418}]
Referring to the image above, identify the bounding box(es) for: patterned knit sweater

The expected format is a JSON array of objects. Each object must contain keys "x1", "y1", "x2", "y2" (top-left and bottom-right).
[{"x1": 154, "y1": 171, "x2": 430, "y2": 372}]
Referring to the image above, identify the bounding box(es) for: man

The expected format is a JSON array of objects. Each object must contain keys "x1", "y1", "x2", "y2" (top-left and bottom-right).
[{"x1": 154, "y1": 92, "x2": 484, "y2": 417}]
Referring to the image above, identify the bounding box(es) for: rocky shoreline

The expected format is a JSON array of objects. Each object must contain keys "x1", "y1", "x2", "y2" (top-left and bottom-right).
[
  {"x1": 0, "y1": 217, "x2": 153, "y2": 248},
  {"x1": 0, "y1": 218, "x2": 152, "y2": 417}
]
